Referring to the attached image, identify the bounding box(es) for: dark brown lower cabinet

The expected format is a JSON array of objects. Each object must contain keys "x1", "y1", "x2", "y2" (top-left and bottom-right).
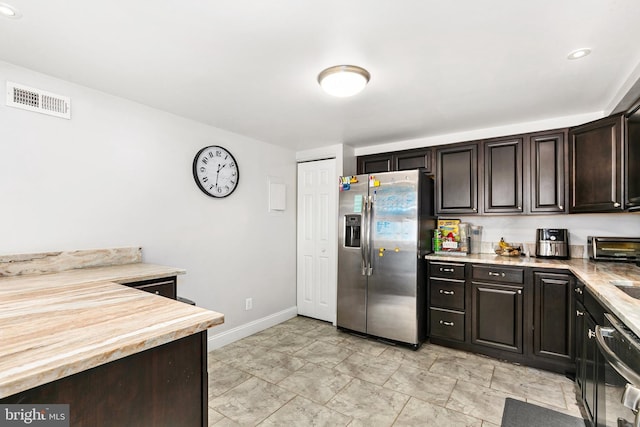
[
  {"x1": 427, "y1": 261, "x2": 577, "y2": 375},
  {"x1": 471, "y1": 281, "x2": 523, "y2": 353},
  {"x1": 533, "y1": 272, "x2": 574, "y2": 363},
  {"x1": 1, "y1": 332, "x2": 208, "y2": 427},
  {"x1": 125, "y1": 276, "x2": 177, "y2": 299},
  {"x1": 575, "y1": 286, "x2": 606, "y2": 427}
]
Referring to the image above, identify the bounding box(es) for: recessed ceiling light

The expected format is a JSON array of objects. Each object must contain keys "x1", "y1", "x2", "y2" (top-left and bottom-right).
[
  {"x1": 0, "y1": 2, "x2": 21, "y2": 18},
  {"x1": 318, "y1": 65, "x2": 370, "y2": 98},
  {"x1": 567, "y1": 48, "x2": 591, "y2": 60}
]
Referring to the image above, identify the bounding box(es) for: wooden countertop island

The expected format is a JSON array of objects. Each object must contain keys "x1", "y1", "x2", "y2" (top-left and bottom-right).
[{"x1": 0, "y1": 251, "x2": 224, "y2": 427}]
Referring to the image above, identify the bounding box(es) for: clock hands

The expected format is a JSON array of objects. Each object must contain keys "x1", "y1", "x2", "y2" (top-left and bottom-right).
[{"x1": 214, "y1": 162, "x2": 227, "y2": 189}]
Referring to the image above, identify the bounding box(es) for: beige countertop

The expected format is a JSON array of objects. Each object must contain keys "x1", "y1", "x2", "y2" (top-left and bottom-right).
[
  {"x1": 425, "y1": 253, "x2": 640, "y2": 338},
  {"x1": 0, "y1": 263, "x2": 224, "y2": 399}
]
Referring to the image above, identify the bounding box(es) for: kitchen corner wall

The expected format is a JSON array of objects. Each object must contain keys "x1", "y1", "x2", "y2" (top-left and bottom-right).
[{"x1": 0, "y1": 61, "x2": 297, "y2": 343}]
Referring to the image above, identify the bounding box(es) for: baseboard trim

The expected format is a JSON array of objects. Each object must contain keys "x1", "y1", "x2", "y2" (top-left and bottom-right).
[{"x1": 207, "y1": 306, "x2": 298, "y2": 351}]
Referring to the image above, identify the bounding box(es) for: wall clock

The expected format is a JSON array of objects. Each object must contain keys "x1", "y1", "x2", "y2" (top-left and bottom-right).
[{"x1": 192, "y1": 145, "x2": 239, "y2": 198}]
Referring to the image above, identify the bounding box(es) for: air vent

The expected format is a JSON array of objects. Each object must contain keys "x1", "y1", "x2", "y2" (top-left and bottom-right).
[{"x1": 6, "y1": 81, "x2": 71, "y2": 119}]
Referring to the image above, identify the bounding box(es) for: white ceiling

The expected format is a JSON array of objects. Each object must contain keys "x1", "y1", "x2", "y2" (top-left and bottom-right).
[{"x1": 2, "y1": 0, "x2": 640, "y2": 152}]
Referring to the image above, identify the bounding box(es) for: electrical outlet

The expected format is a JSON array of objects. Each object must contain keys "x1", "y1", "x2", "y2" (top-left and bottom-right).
[{"x1": 245, "y1": 298, "x2": 253, "y2": 311}]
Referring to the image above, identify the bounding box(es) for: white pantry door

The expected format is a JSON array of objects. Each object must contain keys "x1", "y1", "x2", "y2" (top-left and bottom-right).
[{"x1": 297, "y1": 159, "x2": 337, "y2": 323}]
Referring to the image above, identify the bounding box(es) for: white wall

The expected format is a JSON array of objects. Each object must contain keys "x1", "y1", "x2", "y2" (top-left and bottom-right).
[
  {"x1": 0, "y1": 61, "x2": 298, "y2": 344},
  {"x1": 453, "y1": 213, "x2": 640, "y2": 256}
]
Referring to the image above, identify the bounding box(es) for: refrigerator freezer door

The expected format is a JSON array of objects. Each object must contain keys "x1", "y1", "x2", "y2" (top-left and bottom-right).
[
  {"x1": 366, "y1": 170, "x2": 420, "y2": 344},
  {"x1": 337, "y1": 175, "x2": 369, "y2": 334}
]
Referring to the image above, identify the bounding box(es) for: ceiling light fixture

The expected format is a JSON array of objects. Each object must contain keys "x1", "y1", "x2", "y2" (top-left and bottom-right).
[
  {"x1": 0, "y1": 2, "x2": 21, "y2": 18},
  {"x1": 567, "y1": 48, "x2": 591, "y2": 60},
  {"x1": 318, "y1": 65, "x2": 370, "y2": 98}
]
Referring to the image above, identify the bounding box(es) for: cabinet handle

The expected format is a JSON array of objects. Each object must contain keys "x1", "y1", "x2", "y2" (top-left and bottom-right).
[
  {"x1": 588, "y1": 329, "x2": 596, "y2": 339},
  {"x1": 440, "y1": 268, "x2": 454, "y2": 273},
  {"x1": 574, "y1": 288, "x2": 583, "y2": 295},
  {"x1": 614, "y1": 202, "x2": 621, "y2": 208},
  {"x1": 576, "y1": 310, "x2": 584, "y2": 317},
  {"x1": 517, "y1": 206, "x2": 522, "y2": 210},
  {"x1": 472, "y1": 208, "x2": 477, "y2": 212},
  {"x1": 155, "y1": 291, "x2": 160, "y2": 295},
  {"x1": 488, "y1": 271, "x2": 505, "y2": 277},
  {"x1": 439, "y1": 289, "x2": 455, "y2": 295},
  {"x1": 559, "y1": 205, "x2": 564, "y2": 210},
  {"x1": 439, "y1": 320, "x2": 455, "y2": 327},
  {"x1": 517, "y1": 290, "x2": 522, "y2": 295}
]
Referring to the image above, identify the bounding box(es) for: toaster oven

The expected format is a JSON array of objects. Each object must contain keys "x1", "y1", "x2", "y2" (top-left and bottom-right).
[{"x1": 587, "y1": 236, "x2": 640, "y2": 262}]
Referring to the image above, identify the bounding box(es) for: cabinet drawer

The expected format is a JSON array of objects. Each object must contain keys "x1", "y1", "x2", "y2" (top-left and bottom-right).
[
  {"x1": 472, "y1": 265, "x2": 524, "y2": 284},
  {"x1": 430, "y1": 262, "x2": 465, "y2": 280},
  {"x1": 430, "y1": 279, "x2": 465, "y2": 311},
  {"x1": 430, "y1": 308, "x2": 465, "y2": 342},
  {"x1": 132, "y1": 280, "x2": 176, "y2": 299}
]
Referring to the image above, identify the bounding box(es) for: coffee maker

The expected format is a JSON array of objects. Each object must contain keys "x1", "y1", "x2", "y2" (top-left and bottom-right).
[{"x1": 536, "y1": 228, "x2": 569, "y2": 259}]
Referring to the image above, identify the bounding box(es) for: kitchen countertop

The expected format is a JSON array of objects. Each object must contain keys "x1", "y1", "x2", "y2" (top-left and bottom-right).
[
  {"x1": 0, "y1": 263, "x2": 224, "y2": 399},
  {"x1": 425, "y1": 253, "x2": 640, "y2": 338}
]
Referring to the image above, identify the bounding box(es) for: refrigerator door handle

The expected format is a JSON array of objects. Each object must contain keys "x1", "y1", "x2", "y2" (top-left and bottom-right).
[
  {"x1": 360, "y1": 196, "x2": 367, "y2": 276},
  {"x1": 365, "y1": 195, "x2": 373, "y2": 276}
]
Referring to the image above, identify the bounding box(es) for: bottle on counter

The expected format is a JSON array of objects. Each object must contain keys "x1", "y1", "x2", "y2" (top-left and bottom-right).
[{"x1": 433, "y1": 229, "x2": 442, "y2": 252}]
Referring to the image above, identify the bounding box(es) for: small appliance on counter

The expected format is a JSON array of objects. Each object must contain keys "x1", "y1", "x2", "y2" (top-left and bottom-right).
[
  {"x1": 535, "y1": 228, "x2": 569, "y2": 259},
  {"x1": 588, "y1": 236, "x2": 640, "y2": 262}
]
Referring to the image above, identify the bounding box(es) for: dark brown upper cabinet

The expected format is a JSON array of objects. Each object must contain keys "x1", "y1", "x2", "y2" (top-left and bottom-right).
[
  {"x1": 569, "y1": 115, "x2": 625, "y2": 212},
  {"x1": 484, "y1": 137, "x2": 523, "y2": 214},
  {"x1": 357, "y1": 148, "x2": 432, "y2": 174},
  {"x1": 394, "y1": 148, "x2": 432, "y2": 173},
  {"x1": 529, "y1": 130, "x2": 568, "y2": 213},
  {"x1": 357, "y1": 153, "x2": 393, "y2": 174},
  {"x1": 626, "y1": 107, "x2": 640, "y2": 210},
  {"x1": 436, "y1": 143, "x2": 478, "y2": 214}
]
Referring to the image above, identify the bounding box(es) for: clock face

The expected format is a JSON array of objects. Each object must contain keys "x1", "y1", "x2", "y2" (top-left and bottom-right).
[{"x1": 192, "y1": 145, "x2": 239, "y2": 198}]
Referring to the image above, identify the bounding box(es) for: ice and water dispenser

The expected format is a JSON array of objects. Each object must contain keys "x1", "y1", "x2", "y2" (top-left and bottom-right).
[{"x1": 344, "y1": 215, "x2": 361, "y2": 248}]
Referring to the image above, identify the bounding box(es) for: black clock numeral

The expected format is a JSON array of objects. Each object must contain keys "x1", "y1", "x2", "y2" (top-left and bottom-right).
[
  {"x1": 202, "y1": 158, "x2": 208, "y2": 165},
  {"x1": 200, "y1": 167, "x2": 206, "y2": 172},
  {"x1": 202, "y1": 177, "x2": 208, "y2": 183},
  {"x1": 208, "y1": 151, "x2": 214, "y2": 158},
  {"x1": 215, "y1": 150, "x2": 222, "y2": 157},
  {"x1": 217, "y1": 187, "x2": 222, "y2": 193},
  {"x1": 209, "y1": 185, "x2": 214, "y2": 190}
]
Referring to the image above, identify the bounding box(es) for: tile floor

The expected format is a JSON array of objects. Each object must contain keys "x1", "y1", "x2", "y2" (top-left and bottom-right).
[{"x1": 207, "y1": 316, "x2": 584, "y2": 426}]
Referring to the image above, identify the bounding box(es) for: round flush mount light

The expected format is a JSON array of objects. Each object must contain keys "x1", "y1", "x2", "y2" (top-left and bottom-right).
[
  {"x1": 0, "y1": 2, "x2": 21, "y2": 18},
  {"x1": 567, "y1": 48, "x2": 591, "y2": 60},
  {"x1": 318, "y1": 65, "x2": 370, "y2": 97}
]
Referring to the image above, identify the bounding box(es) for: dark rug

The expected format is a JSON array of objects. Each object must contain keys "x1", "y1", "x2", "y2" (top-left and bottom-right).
[{"x1": 501, "y1": 398, "x2": 587, "y2": 427}]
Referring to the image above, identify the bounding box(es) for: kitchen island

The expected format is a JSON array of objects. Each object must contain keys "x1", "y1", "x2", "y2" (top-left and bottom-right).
[{"x1": 0, "y1": 254, "x2": 224, "y2": 426}]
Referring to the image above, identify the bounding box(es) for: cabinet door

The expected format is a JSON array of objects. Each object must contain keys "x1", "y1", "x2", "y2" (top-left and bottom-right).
[
  {"x1": 569, "y1": 115, "x2": 624, "y2": 212},
  {"x1": 484, "y1": 137, "x2": 523, "y2": 213},
  {"x1": 626, "y1": 113, "x2": 640, "y2": 209},
  {"x1": 357, "y1": 153, "x2": 393, "y2": 174},
  {"x1": 436, "y1": 143, "x2": 478, "y2": 214},
  {"x1": 533, "y1": 272, "x2": 574, "y2": 362},
  {"x1": 582, "y1": 313, "x2": 598, "y2": 424},
  {"x1": 530, "y1": 131, "x2": 567, "y2": 213},
  {"x1": 393, "y1": 148, "x2": 432, "y2": 173},
  {"x1": 471, "y1": 282, "x2": 523, "y2": 353},
  {"x1": 575, "y1": 300, "x2": 586, "y2": 392}
]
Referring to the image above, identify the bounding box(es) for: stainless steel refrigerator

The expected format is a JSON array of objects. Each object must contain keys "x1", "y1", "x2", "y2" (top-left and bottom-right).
[{"x1": 337, "y1": 169, "x2": 436, "y2": 347}]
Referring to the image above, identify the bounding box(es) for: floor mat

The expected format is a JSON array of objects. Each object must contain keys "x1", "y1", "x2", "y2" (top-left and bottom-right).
[{"x1": 501, "y1": 398, "x2": 587, "y2": 427}]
